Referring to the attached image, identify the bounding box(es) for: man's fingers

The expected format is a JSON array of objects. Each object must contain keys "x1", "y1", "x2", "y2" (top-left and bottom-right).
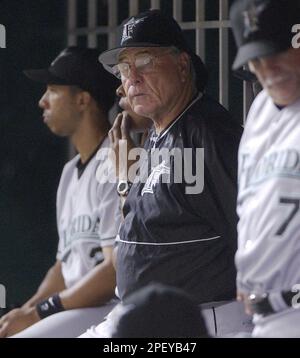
[
  {"x1": 0, "y1": 315, "x2": 7, "y2": 326},
  {"x1": 108, "y1": 129, "x2": 114, "y2": 146},
  {"x1": 111, "y1": 113, "x2": 123, "y2": 141},
  {"x1": 236, "y1": 291, "x2": 246, "y2": 301},
  {"x1": 236, "y1": 294, "x2": 243, "y2": 301},
  {"x1": 0, "y1": 321, "x2": 8, "y2": 338},
  {"x1": 120, "y1": 112, "x2": 131, "y2": 139}
]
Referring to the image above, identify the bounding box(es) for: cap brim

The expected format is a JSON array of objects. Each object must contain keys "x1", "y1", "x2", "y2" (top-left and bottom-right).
[
  {"x1": 23, "y1": 68, "x2": 70, "y2": 85},
  {"x1": 99, "y1": 43, "x2": 167, "y2": 67},
  {"x1": 232, "y1": 40, "x2": 289, "y2": 70}
]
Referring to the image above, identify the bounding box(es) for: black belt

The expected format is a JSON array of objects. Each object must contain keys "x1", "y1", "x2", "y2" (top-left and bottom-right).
[{"x1": 248, "y1": 290, "x2": 300, "y2": 316}]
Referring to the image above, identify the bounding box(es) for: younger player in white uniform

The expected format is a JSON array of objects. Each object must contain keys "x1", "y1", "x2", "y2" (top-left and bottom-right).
[
  {"x1": 56, "y1": 136, "x2": 118, "y2": 289},
  {"x1": 230, "y1": 0, "x2": 300, "y2": 337},
  {"x1": 0, "y1": 47, "x2": 121, "y2": 337}
]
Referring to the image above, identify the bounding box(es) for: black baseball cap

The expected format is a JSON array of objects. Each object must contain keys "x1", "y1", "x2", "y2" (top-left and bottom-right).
[
  {"x1": 230, "y1": 0, "x2": 300, "y2": 70},
  {"x1": 24, "y1": 46, "x2": 119, "y2": 112},
  {"x1": 99, "y1": 9, "x2": 208, "y2": 91},
  {"x1": 111, "y1": 283, "x2": 209, "y2": 338}
]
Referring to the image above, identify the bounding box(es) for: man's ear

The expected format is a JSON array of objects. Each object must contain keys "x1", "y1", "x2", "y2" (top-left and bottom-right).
[
  {"x1": 177, "y1": 52, "x2": 191, "y2": 83},
  {"x1": 77, "y1": 91, "x2": 92, "y2": 110}
]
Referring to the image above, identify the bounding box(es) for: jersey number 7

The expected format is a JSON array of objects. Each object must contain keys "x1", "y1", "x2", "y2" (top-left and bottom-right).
[{"x1": 275, "y1": 197, "x2": 300, "y2": 236}]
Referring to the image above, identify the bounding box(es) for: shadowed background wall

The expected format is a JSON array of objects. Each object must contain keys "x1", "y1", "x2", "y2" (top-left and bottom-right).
[{"x1": 0, "y1": 0, "x2": 67, "y2": 307}]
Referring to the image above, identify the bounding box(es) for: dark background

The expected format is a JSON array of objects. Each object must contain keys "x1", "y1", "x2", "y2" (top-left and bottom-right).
[{"x1": 0, "y1": 0, "x2": 68, "y2": 306}]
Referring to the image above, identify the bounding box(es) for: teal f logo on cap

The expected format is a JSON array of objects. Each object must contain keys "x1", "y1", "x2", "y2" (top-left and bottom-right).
[
  {"x1": 121, "y1": 17, "x2": 145, "y2": 44},
  {"x1": 243, "y1": 6, "x2": 259, "y2": 37},
  {"x1": 242, "y1": 1, "x2": 270, "y2": 40}
]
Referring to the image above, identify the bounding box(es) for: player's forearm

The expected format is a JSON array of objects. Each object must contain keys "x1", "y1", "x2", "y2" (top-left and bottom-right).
[
  {"x1": 22, "y1": 261, "x2": 66, "y2": 309},
  {"x1": 59, "y1": 260, "x2": 116, "y2": 310}
]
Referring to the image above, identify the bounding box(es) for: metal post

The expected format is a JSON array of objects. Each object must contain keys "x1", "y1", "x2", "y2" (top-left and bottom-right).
[
  {"x1": 108, "y1": 0, "x2": 118, "y2": 48},
  {"x1": 151, "y1": 0, "x2": 160, "y2": 9},
  {"x1": 129, "y1": 0, "x2": 139, "y2": 16},
  {"x1": 87, "y1": 0, "x2": 97, "y2": 48},
  {"x1": 67, "y1": 0, "x2": 77, "y2": 46},
  {"x1": 196, "y1": 0, "x2": 205, "y2": 61},
  {"x1": 219, "y1": 0, "x2": 229, "y2": 109},
  {"x1": 173, "y1": 0, "x2": 182, "y2": 22}
]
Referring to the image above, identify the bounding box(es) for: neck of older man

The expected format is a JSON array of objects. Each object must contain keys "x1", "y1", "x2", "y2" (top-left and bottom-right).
[{"x1": 153, "y1": 79, "x2": 197, "y2": 135}]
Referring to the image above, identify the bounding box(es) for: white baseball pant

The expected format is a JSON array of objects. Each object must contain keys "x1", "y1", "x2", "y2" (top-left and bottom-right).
[
  {"x1": 78, "y1": 300, "x2": 253, "y2": 338},
  {"x1": 11, "y1": 299, "x2": 118, "y2": 338}
]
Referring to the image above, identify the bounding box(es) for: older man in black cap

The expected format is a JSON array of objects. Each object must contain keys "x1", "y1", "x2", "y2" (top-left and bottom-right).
[
  {"x1": 231, "y1": 0, "x2": 300, "y2": 337},
  {"x1": 0, "y1": 47, "x2": 121, "y2": 338},
  {"x1": 78, "y1": 9, "x2": 252, "y2": 338}
]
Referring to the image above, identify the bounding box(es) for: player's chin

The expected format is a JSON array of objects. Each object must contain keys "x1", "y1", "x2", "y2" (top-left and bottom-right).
[
  {"x1": 268, "y1": 86, "x2": 300, "y2": 106},
  {"x1": 47, "y1": 124, "x2": 68, "y2": 137},
  {"x1": 270, "y1": 91, "x2": 300, "y2": 106},
  {"x1": 132, "y1": 104, "x2": 151, "y2": 118},
  {"x1": 135, "y1": 98, "x2": 158, "y2": 114}
]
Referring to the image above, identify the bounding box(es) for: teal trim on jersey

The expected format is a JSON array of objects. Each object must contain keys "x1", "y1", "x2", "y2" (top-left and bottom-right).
[
  {"x1": 76, "y1": 136, "x2": 107, "y2": 179},
  {"x1": 101, "y1": 236, "x2": 117, "y2": 241},
  {"x1": 60, "y1": 233, "x2": 101, "y2": 251}
]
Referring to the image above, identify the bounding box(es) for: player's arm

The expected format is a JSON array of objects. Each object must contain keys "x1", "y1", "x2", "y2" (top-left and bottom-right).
[
  {"x1": 0, "y1": 260, "x2": 66, "y2": 337},
  {"x1": 109, "y1": 111, "x2": 150, "y2": 209},
  {"x1": 0, "y1": 251, "x2": 115, "y2": 337},
  {"x1": 22, "y1": 260, "x2": 66, "y2": 309},
  {"x1": 58, "y1": 246, "x2": 115, "y2": 309}
]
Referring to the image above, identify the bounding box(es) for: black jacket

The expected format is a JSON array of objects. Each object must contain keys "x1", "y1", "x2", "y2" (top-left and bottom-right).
[{"x1": 117, "y1": 94, "x2": 243, "y2": 303}]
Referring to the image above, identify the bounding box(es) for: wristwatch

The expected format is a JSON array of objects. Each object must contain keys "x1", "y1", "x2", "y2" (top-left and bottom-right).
[{"x1": 117, "y1": 180, "x2": 132, "y2": 197}]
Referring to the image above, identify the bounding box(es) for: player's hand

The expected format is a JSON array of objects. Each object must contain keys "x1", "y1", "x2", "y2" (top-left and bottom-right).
[
  {"x1": 108, "y1": 111, "x2": 137, "y2": 180},
  {"x1": 237, "y1": 291, "x2": 253, "y2": 316},
  {"x1": 0, "y1": 306, "x2": 40, "y2": 337},
  {"x1": 236, "y1": 291, "x2": 245, "y2": 302}
]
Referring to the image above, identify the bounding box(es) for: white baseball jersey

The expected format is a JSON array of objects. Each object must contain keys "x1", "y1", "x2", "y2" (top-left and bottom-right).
[
  {"x1": 236, "y1": 90, "x2": 300, "y2": 298},
  {"x1": 56, "y1": 137, "x2": 121, "y2": 288}
]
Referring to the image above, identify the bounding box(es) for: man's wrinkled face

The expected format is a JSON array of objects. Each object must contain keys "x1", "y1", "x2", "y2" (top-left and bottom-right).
[
  {"x1": 118, "y1": 47, "x2": 189, "y2": 120},
  {"x1": 249, "y1": 48, "x2": 300, "y2": 106},
  {"x1": 116, "y1": 84, "x2": 152, "y2": 131}
]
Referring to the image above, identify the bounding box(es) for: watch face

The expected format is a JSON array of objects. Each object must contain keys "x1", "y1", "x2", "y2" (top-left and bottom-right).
[
  {"x1": 118, "y1": 182, "x2": 127, "y2": 192},
  {"x1": 117, "y1": 181, "x2": 129, "y2": 196}
]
